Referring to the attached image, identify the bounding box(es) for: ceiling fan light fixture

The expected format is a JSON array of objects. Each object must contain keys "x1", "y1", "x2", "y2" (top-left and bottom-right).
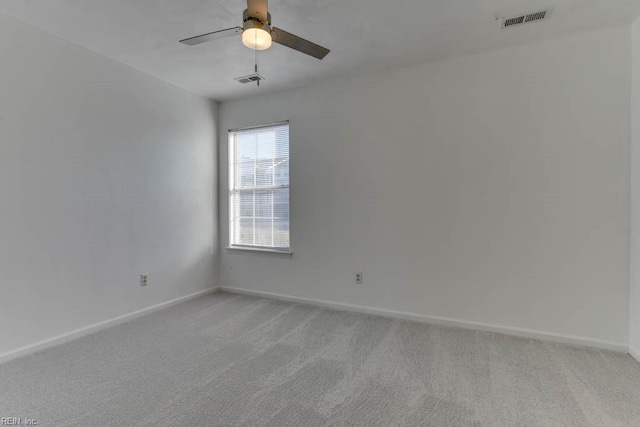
[
  {"x1": 242, "y1": 17, "x2": 272, "y2": 50},
  {"x1": 242, "y1": 27, "x2": 272, "y2": 50}
]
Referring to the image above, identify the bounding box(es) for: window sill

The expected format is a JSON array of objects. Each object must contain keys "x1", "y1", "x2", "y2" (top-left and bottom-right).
[{"x1": 226, "y1": 246, "x2": 293, "y2": 257}]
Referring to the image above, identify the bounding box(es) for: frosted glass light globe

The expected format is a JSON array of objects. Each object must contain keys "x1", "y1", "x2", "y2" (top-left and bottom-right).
[{"x1": 242, "y1": 28, "x2": 272, "y2": 50}]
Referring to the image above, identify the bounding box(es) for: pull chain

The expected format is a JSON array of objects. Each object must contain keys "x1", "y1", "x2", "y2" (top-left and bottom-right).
[{"x1": 254, "y1": 30, "x2": 260, "y2": 86}]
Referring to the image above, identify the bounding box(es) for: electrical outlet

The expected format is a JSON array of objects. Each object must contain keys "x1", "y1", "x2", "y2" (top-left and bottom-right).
[
  {"x1": 140, "y1": 274, "x2": 148, "y2": 287},
  {"x1": 355, "y1": 272, "x2": 363, "y2": 285}
]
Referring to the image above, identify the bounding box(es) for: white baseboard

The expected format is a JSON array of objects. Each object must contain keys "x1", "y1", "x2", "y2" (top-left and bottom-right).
[
  {"x1": 0, "y1": 287, "x2": 220, "y2": 365},
  {"x1": 220, "y1": 286, "x2": 628, "y2": 353},
  {"x1": 630, "y1": 347, "x2": 640, "y2": 363}
]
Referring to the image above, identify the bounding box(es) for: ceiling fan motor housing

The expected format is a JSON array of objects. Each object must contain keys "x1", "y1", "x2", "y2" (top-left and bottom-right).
[{"x1": 243, "y1": 9, "x2": 271, "y2": 34}]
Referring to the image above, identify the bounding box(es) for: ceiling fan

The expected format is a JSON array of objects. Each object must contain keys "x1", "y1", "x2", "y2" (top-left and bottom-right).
[{"x1": 179, "y1": 0, "x2": 330, "y2": 60}]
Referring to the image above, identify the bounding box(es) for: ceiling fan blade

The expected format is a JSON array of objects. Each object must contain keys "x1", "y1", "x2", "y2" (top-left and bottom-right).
[
  {"x1": 271, "y1": 27, "x2": 330, "y2": 59},
  {"x1": 179, "y1": 27, "x2": 242, "y2": 46},
  {"x1": 247, "y1": 0, "x2": 269, "y2": 23}
]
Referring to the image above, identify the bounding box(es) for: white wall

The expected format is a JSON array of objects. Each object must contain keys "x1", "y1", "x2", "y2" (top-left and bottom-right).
[
  {"x1": 0, "y1": 12, "x2": 217, "y2": 357},
  {"x1": 631, "y1": 18, "x2": 640, "y2": 359},
  {"x1": 219, "y1": 26, "x2": 631, "y2": 348}
]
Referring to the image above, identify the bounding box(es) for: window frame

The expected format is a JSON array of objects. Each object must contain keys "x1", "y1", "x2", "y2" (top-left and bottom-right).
[{"x1": 227, "y1": 121, "x2": 292, "y2": 255}]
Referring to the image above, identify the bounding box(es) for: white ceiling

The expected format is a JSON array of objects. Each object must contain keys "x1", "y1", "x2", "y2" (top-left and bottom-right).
[{"x1": 1, "y1": 0, "x2": 639, "y2": 101}]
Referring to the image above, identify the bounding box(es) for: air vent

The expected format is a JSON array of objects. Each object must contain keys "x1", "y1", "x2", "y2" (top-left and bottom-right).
[
  {"x1": 525, "y1": 11, "x2": 547, "y2": 22},
  {"x1": 504, "y1": 16, "x2": 525, "y2": 27},
  {"x1": 501, "y1": 10, "x2": 550, "y2": 28},
  {"x1": 234, "y1": 73, "x2": 265, "y2": 84}
]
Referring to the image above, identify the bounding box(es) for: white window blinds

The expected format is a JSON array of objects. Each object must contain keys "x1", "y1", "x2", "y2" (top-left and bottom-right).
[{"x1": 229, "y1": 122, "x2": 290, "y2": 250}]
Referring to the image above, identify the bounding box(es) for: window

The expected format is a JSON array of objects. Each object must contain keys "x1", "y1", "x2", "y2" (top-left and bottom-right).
[{"x1": 229, "y1": 122, "x2": 290, "y2": 252}]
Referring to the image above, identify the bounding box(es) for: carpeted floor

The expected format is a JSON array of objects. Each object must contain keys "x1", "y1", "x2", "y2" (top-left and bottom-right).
[{"x1": 1, "y1": 291, "x2": 640, "y2": 426}]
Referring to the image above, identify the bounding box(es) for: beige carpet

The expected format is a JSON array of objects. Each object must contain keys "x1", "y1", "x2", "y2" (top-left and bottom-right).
[{"x1": 1, "y1": 291, "x2": 639, "y2": 426}]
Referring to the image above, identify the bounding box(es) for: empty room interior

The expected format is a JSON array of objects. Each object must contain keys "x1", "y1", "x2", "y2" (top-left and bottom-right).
[{"x1": 2, "y1": 0, "x2": 640, "y2": 425}]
